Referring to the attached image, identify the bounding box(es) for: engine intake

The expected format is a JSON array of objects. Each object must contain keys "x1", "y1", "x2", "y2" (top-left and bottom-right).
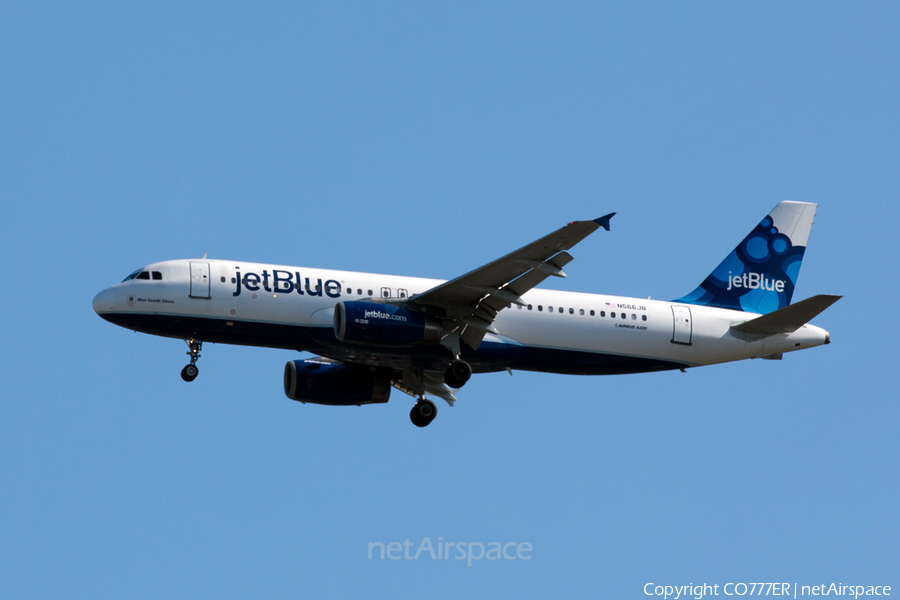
[
  {"x1": 334, "y1": 301, "x2": 442, "y2": 346},
  {"x1": 284, "y1": 360, "x2": 391, "y2": 406}
]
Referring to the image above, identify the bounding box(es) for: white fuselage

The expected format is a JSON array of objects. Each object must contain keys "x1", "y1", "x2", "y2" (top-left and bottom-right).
[{"x1": 92, "y1": 259, "x2": 830, "y2": 375}]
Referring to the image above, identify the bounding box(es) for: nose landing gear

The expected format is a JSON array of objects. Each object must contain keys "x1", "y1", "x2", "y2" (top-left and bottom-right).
[{"x1": 181, "y1": 338, "x2": 202, "y2": 382}]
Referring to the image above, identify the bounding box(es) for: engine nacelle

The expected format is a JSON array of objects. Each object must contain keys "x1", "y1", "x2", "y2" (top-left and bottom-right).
[
  {"x1": 283, "y1": 360, "x2": 391, "y2": 406},
  {"x1": 333, "y1": 301, "x2": 442, "y2": 346}
]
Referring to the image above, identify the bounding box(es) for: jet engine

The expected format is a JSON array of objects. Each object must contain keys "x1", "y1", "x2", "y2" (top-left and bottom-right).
[
  {"x1": 333, "y1": 301, "x2": 442, "y2": 346},
  {"x1": 283, "y1": 360, "x2": 391, "y2": 405}
]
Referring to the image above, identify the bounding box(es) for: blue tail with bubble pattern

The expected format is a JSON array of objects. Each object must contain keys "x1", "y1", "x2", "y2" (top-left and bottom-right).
[{"x1": 675, "y1": 201, "x2": 817, "y2": 315}]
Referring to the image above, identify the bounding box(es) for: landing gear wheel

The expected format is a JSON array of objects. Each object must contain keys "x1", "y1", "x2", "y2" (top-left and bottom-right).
[
  {"x1": 181, "y1": 364, "x2": 199, "y2": 382},
  {"x1": 181, "y1": 338, "x2": 202, "y2": 382},
  {"x1": 410, "y1": 399, "x2": 437, "y2": 427},
  {"x1": 444, "y1": 360, "x2": 472, "y2": 388}
]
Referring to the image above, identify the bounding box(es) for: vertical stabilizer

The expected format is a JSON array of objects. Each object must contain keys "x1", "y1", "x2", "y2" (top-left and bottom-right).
[{"x1": 674, "y1": 201, "x2": 817, "y2": 314}]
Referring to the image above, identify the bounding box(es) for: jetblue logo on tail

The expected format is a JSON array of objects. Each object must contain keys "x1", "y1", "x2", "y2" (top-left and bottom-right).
[
  {"x1": 726, "y1": 272, "x2": 786, "y2": 292},
  {"x1": 675, "y1": 202, "x2": 816, "y2": 314}
]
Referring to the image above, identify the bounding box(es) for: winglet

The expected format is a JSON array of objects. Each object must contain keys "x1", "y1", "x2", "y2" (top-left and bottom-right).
[{"x1": 594, "y1": 212, "x2": 616, "y2": 231}]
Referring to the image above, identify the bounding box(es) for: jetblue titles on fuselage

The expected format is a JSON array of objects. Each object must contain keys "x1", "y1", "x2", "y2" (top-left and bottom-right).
[{"x1": 233, "y1": 268, "x2": 342, "y2": 298}]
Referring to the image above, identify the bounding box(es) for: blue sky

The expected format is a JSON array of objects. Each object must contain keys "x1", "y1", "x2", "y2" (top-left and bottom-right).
[{"x1": 1, "y1": 2, "x2": 898, "y2": 598}]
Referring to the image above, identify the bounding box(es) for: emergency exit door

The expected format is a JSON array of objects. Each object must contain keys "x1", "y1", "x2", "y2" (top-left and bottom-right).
[
  {"x1": 671, "y1": 305, "x2": 692, "y2": 345},
  {"x1": 189, "y1": 262, "x2": 210, "y2": 299}
]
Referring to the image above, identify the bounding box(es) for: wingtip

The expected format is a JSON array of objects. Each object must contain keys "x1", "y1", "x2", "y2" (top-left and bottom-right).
[{"x1": 594, "y1": 212, "x2": 616, "y2": 231}]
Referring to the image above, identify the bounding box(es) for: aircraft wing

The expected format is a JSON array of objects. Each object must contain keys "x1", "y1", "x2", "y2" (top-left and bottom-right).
[{"x1": 409, "y1": 213, "x2": 615, "y2": 351}]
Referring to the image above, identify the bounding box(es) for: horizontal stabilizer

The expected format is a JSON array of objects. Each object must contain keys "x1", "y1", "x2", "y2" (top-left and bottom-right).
[{"x1": 731, "y1": 294, "x2": 841, "y2": 336}]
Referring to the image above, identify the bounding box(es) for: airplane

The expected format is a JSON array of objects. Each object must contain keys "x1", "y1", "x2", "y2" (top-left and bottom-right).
[{"x1": 92, "y1": 201, "x2": 839, "y2": 427}]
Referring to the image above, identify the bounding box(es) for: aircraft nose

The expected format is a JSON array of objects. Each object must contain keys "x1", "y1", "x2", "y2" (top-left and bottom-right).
[{"x1": 92, "y1": 287, "x2": 115, "y2": 314}]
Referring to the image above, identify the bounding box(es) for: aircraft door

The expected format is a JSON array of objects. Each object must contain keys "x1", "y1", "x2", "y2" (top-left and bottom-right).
[
  {"x1": 190, "y1": 262, "x2": 211, "y2": 299},
  {"x1": 671, "y1": 305, "x2": 692, "y2": 345}
]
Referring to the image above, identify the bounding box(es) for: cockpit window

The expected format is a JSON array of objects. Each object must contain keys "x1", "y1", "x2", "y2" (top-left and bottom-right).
[
  {"x1": 122, "y1": 269, "x2": 142, "y2": 282},
  {"x1": 152, "y1": 271, "x2": 162, "y2": 280},
  {"x1": 137, "y1": 271, "x2": 151, "y2": 280}
]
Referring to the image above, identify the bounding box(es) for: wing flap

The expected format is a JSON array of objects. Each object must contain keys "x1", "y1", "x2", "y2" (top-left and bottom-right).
[
  {"x1": 460, "y1": 324, "x2": 487, "y2": 350},
  {"x1": 392, "y1": 369, "x2": 458, "y2": 406}
]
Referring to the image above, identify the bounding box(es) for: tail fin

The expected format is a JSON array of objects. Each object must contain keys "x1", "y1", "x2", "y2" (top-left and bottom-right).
[{"x1": 675, "y1": 201, "x2": 817, "y2": 314}]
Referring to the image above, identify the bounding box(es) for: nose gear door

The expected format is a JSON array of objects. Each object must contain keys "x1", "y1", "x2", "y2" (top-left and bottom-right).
[{"x1": 189, "y1": 262, "x2": 210, "y2": 299}]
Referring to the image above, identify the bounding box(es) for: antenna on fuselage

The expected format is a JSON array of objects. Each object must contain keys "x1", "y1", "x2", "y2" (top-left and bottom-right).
[{"x1": 201, "y1": 253, "x2": 207, "y2": 259}]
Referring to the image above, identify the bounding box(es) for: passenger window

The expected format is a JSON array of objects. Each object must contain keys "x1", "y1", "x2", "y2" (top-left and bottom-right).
[
  {"x1": 153, "y1": 272, "x2": 163, "y2": 280},
  {"x1": 528, "y1": 304, "x2": 533, "y2": 310},
  {"x1": 538, "y1": 305, "x2": 543, "y2": 311},
  {"x1": 631, "y1": 314, "x2": 636, "y2": 320},
  {"x1": 517, "y1": 304, "x2": 522, "y2": 309},
  {"x1": 137, "y1": 271, "x2": 150, "y2": 280},
  {"x1": 568, "y1": 308, "x2": 573, "y2": 314},
  {"x1": 548, "y1": 306, "x2": 553, "y2": 312},
  {"x1": 220, "y1": 276, "x2": 226, "y2": 283},
  {"x1": 621, "y1": 313, "x2": 627, "y2": 319},
  {"x1": 357, "y1": 289, "x2": 362, "y2": 295},
  {"x1": 231, "y1": 277, "x2": 236, "y2": 284},
  {"x1": 346, "y1": 288, "x2": 351, "y2": 294},
  {"x1": 368, "y1": 290, "x2": 373, "y2": 296},
  {"x1": 590, "y1": 310, "x2": 595, "y2": 316},
  {"x1": 579, "y1": 309, "x2": 584, "y2": 315},
  {"x1": 642, "y1": 315, "x2": 647, "y2": 321},
  {"x1": 611, "y1": 312, "x2": 616, "y2": 318},
  {"x1": 600, "y1": 311, "x2": 606, "y2": 317}
]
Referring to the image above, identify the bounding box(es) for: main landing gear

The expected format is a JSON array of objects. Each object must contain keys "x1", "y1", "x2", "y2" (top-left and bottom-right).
[
  {"x1": 444, "y1": 360, "x2": 472, "y2": 389},
  {"x1": 405, "y1": 360, "x2": 469, "y2": 427},
  {"x1": 181, "y1": 338, "x2": 202, "y2": 382},
  {"x1": 410, "y1": 398, "x2": 437, "y2": 428}
]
